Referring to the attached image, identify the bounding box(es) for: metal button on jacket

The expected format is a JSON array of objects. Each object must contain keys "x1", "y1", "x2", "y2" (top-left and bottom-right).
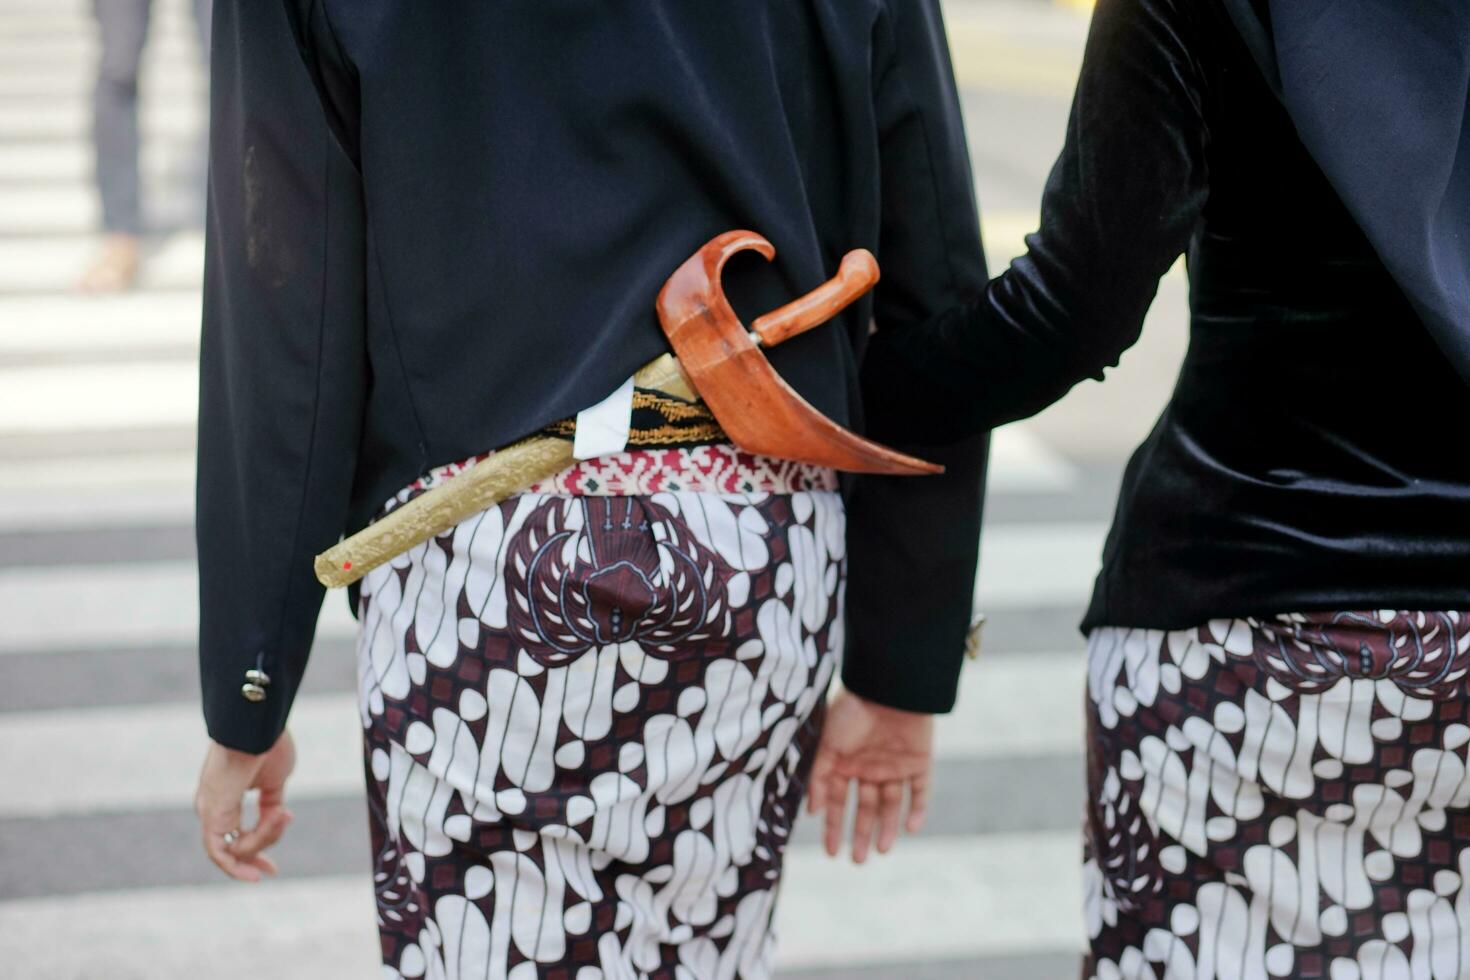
[{"x1": 241, "y1": 666, "x2": 271, "y2": 702}]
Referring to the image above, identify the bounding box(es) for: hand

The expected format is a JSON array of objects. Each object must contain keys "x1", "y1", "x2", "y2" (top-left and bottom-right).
[
  {"x1": 194, "y1": 729, "x2": 296, "y2": 882},
  {"x1": 807, "y1": 689, "x2": 934, "y2": 863}
]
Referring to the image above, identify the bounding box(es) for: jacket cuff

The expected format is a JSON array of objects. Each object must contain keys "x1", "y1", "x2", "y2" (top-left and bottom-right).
[
  {"x1": 839, "y1": 433, "x2": 988, "y2": 714},
  {"x1": 840, "y1": 612, "x2": 985, "y2": 712},
  {"x1": 200, "y1": 648, "x2": 293, "y2": 754}
]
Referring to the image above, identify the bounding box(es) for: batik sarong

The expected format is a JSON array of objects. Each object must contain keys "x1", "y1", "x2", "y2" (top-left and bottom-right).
[
  {"x1": 354, "y1": 445, "x2": 845, "y2": 979},
  {"x1": 1085, "y1": 611, "x2": 1470, "y2": 979}
]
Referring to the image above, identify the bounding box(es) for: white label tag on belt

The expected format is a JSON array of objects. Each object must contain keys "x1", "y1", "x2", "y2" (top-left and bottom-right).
[{"x1": 572, "y1": 374, "x2": 636, "y2": 460}]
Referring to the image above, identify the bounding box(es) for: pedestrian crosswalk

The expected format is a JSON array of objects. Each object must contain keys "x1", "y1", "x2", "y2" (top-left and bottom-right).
[{"x1": 0, "y1": 1, "x2": 1112, "y2": 976}]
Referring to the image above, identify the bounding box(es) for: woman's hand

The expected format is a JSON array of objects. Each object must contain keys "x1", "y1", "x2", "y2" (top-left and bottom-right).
[
  {"x1": 194, "y1": 729, "x2": 296, "y2": 882},
  {"x1": 806, "y1": 689, "x2": 934, "y2": 863}
]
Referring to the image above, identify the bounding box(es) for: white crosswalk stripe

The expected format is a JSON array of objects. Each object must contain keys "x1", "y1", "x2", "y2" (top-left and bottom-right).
[
  {"x1": 0, "y1": 232, "x2": 204, "y2": 292},
  {"x1": 0, "y1": 360, "x2": 198, "y2": 432},
  {"x1": 0, "y1": 834, "x2": 1085, "y2": 978},
  {"x1": 0, "y1": 97, "x2": 204, "y2": 140},
  {"x1": 0, "y1": 654, "x2": 1087, "y2": 819},
  {"x1": 0, "y1": 482, "x2": 197, "y2": 531},
  {"x1": 0, "y1": 561, "x2": 361, "y2": 654},
  {"x1": 0, "y1": 139, "x2": 198, "y2": 180},
  {"x1": 0, "y1": 183, "x2": 204, "y2": 236},
  {"x1": 0, "y1": 293, "x2": 202, "y2": 355},
  {"x1": 0, "y1": 0, "x2": 1101, "y2": 976}
]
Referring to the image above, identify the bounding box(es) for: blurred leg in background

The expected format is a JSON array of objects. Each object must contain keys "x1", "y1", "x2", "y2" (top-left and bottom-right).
[
  {"x1": 193, "y1": 0, "x2": 211, "y2": 60},
  {"x1": 194, "y1": 0, "x2": 211, "y2": 58},
  {"x1": 81, "y1": 0, "x2": 151, "y2": 292},
  {"x1": 188, "y1": 0, "x2": 212, "y2": 217}
]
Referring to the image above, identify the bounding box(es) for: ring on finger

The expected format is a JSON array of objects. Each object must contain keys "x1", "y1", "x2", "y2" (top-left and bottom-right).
[{"x1": 222, "y1": 828, "x2": 242, "y2": 847}]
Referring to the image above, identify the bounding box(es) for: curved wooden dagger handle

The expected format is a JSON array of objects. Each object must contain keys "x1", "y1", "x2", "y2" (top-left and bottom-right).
[
  {"x1": 658, "y1": 231, "x2": 941, "y2": 476},
  {"x1": 750, "y1": 249, "x2": 879, "y2": 348}
]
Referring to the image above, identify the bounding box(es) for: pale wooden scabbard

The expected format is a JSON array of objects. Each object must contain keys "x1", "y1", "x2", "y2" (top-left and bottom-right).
[{"x1": 313, "y1": 354, "x2": 698, "y2": 589}]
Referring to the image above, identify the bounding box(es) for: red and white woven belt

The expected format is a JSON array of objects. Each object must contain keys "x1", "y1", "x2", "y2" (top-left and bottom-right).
[{"x1": 401, "y1": 443, "x2": 839, "y2": 502}]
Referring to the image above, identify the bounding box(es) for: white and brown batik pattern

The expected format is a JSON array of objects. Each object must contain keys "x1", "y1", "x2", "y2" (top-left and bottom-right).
[
  {"x1": 355, "y1": 470, "x2": 845, "y2": 979},
  {"x1": 1084, "y1": 611, "x2": 1470, "y2": 979}
]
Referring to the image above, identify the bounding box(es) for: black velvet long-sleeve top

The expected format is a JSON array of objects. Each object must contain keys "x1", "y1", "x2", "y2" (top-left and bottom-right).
[
  {"x1": 865, "y1": 0, "x2": 1470, "y2": 634},
  {"x1": 198, "y1": 0, "x2": 990, "y2": 752}
]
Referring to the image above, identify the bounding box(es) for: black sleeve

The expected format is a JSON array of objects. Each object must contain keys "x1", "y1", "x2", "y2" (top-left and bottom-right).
[
  {"x1": 196, "y1": 0, "x2": 366, "y2": 753},
  {"x1": 861, "y1": 0, "x2": 1210, "y2": 445},
  {"x1": 842, "y1": 0, "x2": 990, "y2": 714}
]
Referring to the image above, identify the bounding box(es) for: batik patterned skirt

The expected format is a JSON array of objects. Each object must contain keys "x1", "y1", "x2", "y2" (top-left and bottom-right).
[
  {"x1": 1085, "y1": 611, "x2": 1470, "y2": 979},
  {"x1": 354, "y1": 445, "x2": 844, "y2": 979}
]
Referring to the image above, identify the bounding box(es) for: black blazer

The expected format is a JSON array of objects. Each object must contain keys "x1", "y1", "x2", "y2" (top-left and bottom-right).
[
  {"x1": 198, "y1": 0, "x2": 990, "y2": 752},
  {"x1": 863, "y1": 0, "x2": 1470, "y2": 631}
]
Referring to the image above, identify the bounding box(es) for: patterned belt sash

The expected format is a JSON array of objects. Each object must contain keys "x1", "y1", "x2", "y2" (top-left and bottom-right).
[
  {"x1": 537, "y1": 386, "x2": 727, "y2": 449},
  {"x1": 392, "y1": 382, "x2": 838, "y2": 509}
]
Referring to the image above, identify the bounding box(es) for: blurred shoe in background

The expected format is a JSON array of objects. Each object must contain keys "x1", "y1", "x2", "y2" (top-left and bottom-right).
[
  {"x1": 78, "y1": 232, "x2": 141, "y2": 292},
  {"x1": 79, "y1": 0, "x2": 209, "y2": 293}
]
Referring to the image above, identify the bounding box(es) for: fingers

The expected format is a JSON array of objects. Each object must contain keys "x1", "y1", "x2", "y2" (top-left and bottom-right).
[
  {"x1": 256, "y1": 782, "x2": 287, "y2": 811},
  {"x1": 195, "y1": 780, "x2": 251, "y2": 882},
  {"x1": 229, "y1": 806, "x2": 293, "y2": 868},
  {"x1": 806, "y1": 754, "x2": 829, "y2": 816},
  {"x1": 822, "y1": 775, "x2": 848, "y2": 858},
  {"x1": 200, "y1": 815, "x2": 264, "y2": 883},
  {"x1": 811, "y1": 776, "x2": 930, "y2": 861},
  {"x1": 849, "y1": 780, "x2": 881, "y2": 864},
  {"x1": 907, "y1": 769, "x2": 932, "y2": 834},
  {"x1": 196, "y1": 773, "x2": 291, "y2": 883},
  {"x1": 874, "y1": 780, "x2": 905, "y2": 855},
  {"x1": 195, "y1": 735, "x2": 300, "y2": 883},
  {"x1": 234, "y1": 852, "x2": 278, "y2": 880},
  {"x1": 200, "y1": 805, "x2": 292, "y2": 883}
]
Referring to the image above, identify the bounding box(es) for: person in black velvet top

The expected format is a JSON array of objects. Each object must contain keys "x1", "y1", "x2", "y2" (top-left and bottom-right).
[
  {"x1": 860, "y1": 0, "x2": 1470, "y2": 634},
  {"x1": 811, "y1": 0, "x2": 1470, "y2": 974}
]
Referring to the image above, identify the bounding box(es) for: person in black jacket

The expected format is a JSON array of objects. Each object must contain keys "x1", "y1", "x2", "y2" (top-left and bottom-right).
[
  {"x1": 810, "y1": 0, "x2": 1470, "y2": 974},
  {"x1": 190, "y1": 1, "x2": 988, "y2": 974}
]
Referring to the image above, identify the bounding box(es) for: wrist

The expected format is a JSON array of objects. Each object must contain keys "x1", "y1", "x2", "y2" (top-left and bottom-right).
[
  {"x1": 844, "y1": 688, "x2": 934, "y2": 722},
  {"x1": 211, "y1": 727, "x2": 287, "y2": 762}
]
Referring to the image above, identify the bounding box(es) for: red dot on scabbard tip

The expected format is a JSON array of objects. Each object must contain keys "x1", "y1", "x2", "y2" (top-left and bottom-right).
[{"x1": 343, "y1": 561, "x2": 352, "y2": 570}]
